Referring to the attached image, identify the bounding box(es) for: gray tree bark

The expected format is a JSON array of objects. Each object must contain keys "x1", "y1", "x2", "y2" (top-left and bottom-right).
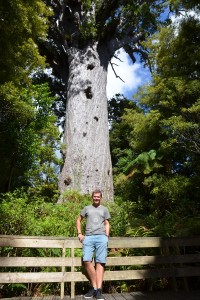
[{"x1": 58, "y1": 43, "x2": 113, "y2": 201}]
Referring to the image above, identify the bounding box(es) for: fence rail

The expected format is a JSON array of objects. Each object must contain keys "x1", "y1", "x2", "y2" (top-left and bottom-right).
[{"x1": 0, "y1": 235, "x2": 200, "y2": 299}]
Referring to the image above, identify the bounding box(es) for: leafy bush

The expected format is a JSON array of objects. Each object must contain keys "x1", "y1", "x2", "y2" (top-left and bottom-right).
[{"x1": 0, "y1": 189, "x2": 91, "y2": 237}]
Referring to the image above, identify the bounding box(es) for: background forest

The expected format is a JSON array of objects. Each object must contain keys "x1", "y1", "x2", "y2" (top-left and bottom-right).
[{"x1": 0, "y1": 0, "x2": 200, "y2": 296}]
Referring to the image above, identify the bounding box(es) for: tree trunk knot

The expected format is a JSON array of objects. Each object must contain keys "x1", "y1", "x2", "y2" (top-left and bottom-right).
[
  {"x1": 84, "y1": 86, "x2": 93, "y2": 99},
  {"x1": 87, "y1": 63, "x2": 95, "y2": 70},
  {"x1": 64, "y1": 176, "x2": 72, "y2": 185}
]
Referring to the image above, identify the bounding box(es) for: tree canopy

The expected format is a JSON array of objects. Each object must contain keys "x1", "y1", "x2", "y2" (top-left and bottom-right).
[{"x1": 40, "y1": 0, "x2": 166, "y2": 82}]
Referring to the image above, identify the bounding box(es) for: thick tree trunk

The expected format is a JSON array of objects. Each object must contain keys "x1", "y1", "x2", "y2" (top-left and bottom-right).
[{"x1": 58, "y1": 43, "x2": 113, "y2": 201}]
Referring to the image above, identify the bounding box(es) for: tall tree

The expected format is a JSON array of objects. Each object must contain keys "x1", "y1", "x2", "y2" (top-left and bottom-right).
[{"x1": 41, "y1": 0, "x2": 166, "y2": 201}]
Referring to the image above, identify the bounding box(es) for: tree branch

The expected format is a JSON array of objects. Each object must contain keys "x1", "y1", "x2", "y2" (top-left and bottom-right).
[{"x1": 110, "y1": 61, "x2": 125, "y2": 83}]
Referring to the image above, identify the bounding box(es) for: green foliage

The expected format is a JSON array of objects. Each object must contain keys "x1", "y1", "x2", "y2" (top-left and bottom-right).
[
  {"x1": 109, "y1": 95, "x2": 140, "y2": 168},
  {"x1": 0, "y1": 0, "x2": 59, "y2": 194},
  {"x1": 0, "y1": 83, "x2": 61, "y2": 193},
  {"x1": 0, "y1": 188, "x2": 131, "y2": 237},
  {"x1": 108, "y1": 94, "x2": 137, "y2": 126},
  {"x1": 0, "y1": 0, "x2": 51, "y2": 84},
  {"x1": 168, "y1": 0, "x2": 200, "y2": 13},
  {"x1": 155, "y1": 17, "x2": 200, "y2": 79},
  {"x1": 79, "y1": 0, "x2": 98, "y2": 41},
  {"x1": 3, "y1": 283, "x2": 28, "y2": 298},
  {"x1": 124, "y1": 150, "x2": 162, "y2": 176},
  {"x1": 110, "y1": 13, "x2": 200, "y2": 238},
  {"x1": 0, "y1": 189, "x2": 86, "y2": 236}
]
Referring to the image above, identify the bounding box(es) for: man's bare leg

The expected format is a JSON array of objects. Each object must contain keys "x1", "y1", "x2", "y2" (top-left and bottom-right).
[
  {"x1": 96, "y1": 263, "x2": 105, "y2": 289},
  {"x1": 84, "y1": 261, "x2": 97, "y2": 288}
]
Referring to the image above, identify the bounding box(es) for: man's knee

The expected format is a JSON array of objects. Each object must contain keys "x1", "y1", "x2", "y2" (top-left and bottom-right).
[
  {"x1": 84, "y1": 260, "x2": 94, "y2": 269},
  {"x1": 96, "y1": 262, "x2": 105, "y2": 267}
]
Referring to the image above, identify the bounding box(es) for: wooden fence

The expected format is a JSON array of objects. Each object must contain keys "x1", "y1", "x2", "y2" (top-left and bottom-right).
[{"x1": 0, "y1": 235, "x2": 200, "y2": 299}]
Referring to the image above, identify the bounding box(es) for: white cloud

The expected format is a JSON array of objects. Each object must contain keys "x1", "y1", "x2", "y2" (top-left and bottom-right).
[
  {"x1": 170, "y1": 10, "x2": 200, "y2": 36},
  {"x1": 106, "y1": 49, "x2": 151, "y2": 99},
  {"x1": 171, "y1": 9, "x2": 200, "y2": 24}
]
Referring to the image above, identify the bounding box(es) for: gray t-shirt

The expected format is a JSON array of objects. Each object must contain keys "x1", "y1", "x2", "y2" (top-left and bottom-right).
[{"x1": 81, "y1": 204, "x2": 110, "y2": 235}]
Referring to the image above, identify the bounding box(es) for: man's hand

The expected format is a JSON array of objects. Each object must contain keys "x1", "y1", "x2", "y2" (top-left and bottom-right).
[{"x1": 78, "y1": 233, "x2": 84, "y2": 242}]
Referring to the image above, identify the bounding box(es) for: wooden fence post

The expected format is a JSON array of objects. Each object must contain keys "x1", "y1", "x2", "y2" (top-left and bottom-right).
[
  {"x1": 61, "y1": 242, "x2": 66, "y2": 300},
  {"x1": 174, "y1": 241, "x2": 189, "y2": 291},
  {"x1": 71, "y1": 246, "x2": 75, "y2": 299},
  {"x1": 163, "y1": 242, "x2": 177, "y2": 291}
]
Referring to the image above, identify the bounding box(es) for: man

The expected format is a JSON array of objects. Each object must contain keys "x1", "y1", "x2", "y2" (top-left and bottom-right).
[{"x1": 76, "y1": 189, "x2": 110, "y2": 300}]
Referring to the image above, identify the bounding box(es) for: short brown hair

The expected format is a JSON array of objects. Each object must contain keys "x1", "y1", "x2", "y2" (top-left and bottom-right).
[{"x1": 92, "y1": 189, "x2": 102, "y2": 198}]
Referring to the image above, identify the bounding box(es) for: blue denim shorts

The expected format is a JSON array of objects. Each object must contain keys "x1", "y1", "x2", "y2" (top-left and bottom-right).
[{"x1": 82, "y1": 234, "x2": 108, "y2": 264}]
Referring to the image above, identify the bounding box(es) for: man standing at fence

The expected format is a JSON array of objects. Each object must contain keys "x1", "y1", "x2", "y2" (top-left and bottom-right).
[{"x1": 76, "y1": 189, "x2": 110, "y2": 300}]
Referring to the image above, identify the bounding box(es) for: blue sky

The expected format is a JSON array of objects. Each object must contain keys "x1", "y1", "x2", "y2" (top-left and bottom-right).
[
  {"x1": 106, "y1": 7, "x2": 172, "y2": 99},
  {"x1": 106, "y1": 49, "x2": 152, "y2": 100}
]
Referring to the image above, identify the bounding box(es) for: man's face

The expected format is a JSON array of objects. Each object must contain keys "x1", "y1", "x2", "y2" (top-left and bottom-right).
[{"x1": 92, "y1": 192, "x2": 102, "y2": 207}]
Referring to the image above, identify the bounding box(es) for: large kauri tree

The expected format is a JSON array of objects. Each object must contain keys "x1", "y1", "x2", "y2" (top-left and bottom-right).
[{"x1": 42, "y1": 0, "x2": 165, "y2": 201}]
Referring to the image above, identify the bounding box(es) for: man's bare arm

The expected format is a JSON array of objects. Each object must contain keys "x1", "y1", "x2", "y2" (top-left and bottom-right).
[
  {"x1": 104, "y1": 219, "x2": 110, "y2": 237},
  {"x1": 76, "y1": 215, "x2": 84, "y2": 242}
]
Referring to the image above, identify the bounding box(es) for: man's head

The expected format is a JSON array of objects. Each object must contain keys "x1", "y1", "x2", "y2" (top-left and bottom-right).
[{"x1": 92, "y1": 189, "x2": 102, "y2": 207}]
